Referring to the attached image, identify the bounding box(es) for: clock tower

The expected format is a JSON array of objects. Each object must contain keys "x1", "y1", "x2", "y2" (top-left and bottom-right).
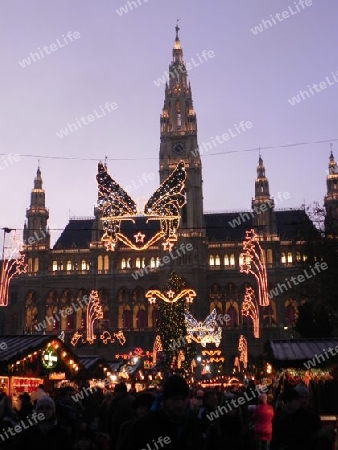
[{"x1": 159, "y1": 24, "x2": 205, "y2": 231}]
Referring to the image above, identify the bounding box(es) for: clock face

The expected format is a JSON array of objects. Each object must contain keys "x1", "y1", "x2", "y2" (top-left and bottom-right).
[{"x1": 172, "y1": 142, "x2": 186, "y2": 156}]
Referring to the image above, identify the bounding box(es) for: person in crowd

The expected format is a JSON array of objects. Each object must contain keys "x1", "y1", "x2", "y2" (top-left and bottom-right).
[
  {"x1": 15, "y1": 393, "x2": 34, "y2": 420},
  {"x1": 126, "y1": 375, "x2": 203, "y2": 450},
  {"x1": 204, "y1": 392, "x2": 249, "y2": 450},
  {"x1": 252, "y1": 393, "x2": 274, "y2": 450},
  {"x1": 16, "y1": 396, "x2": 73, "y2": 450},
  {"x1": 116, "y1": 392, "x2": 155, "y2": 450},
  {"x1": 109, "y1": 382, "x2": 135, "y2": 449},
  {"x1": 0, "y1": 395, "x2": 19, "y2": 449},
  {"x1": 294, "y1": 383, "x2": 311, "y2": 409},
  {"x1": 271, "y1": 388, "x2": 321, "y2": 450},
  {"x1": 31, "y1": 384, "x2": 48, "y2": 405},
  {"x1": 197, "y1": 389, "x2": 218, "y2": 440},
  {"x1": 55, "y1": 386, "x2": 84, "y2": 441},
  {"x1": 98, "y1": 390, "x2": 114, "y2": 433}
]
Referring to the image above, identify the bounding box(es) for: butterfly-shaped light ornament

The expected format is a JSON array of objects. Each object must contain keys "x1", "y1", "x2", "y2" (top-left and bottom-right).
[
  {"x1": 96, "y1": 161, "x2": 186, "y2": 251},
  {"x1": 185, "y1": 308, "x2": 222, "y2": 347}
]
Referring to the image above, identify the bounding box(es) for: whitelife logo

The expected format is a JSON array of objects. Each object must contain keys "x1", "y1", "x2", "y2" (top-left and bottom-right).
[
  {"x1": 56, "y1": 102, "x2": 118, "y2": 138},
  {"x1": 288, "y1": 70, "x2": 338, "y2": 106},
  {"x1": 18, "y1": 31, "x2": 81, "y2": 68}
]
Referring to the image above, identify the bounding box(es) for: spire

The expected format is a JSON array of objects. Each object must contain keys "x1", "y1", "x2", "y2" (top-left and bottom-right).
[
  {"x1": 174, "y1": 20, "x2": 181, "y2": 49},
  {"x1": 256, "y1": 155, "x2": 267, "y2": 190},
  {"x1": 325, "y1": 145, "x2": 338, "y2": 235},
  {"x1": 34, "y1": 165, "x2": 43, "y2": 190}
]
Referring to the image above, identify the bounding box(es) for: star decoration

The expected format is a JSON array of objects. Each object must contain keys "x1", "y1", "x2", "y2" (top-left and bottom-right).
[
  {"x1": 148, "y1": 297, "x2": 157, "y2": 304},
  {"x1": 104, "y1": 241, "x2": 116, "y2": 251},
  {"x1": 134, "y1": 232, "x2": 146, "y2": 243},
  {"x1": 162, "y1": 240, "x2": 174, "y2": 251},
  {"x1": 166, "y1": 289, "x2": 175, "y2": 299},
  {"x1": 186, "y1": 295, "x2": 194, "y2": 303}
]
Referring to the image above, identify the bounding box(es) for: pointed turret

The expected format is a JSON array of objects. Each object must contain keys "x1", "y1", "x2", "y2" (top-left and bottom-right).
[
  {"x1": 159, "y1": 24, "x2": 204, "y2": 231},
  {"x1": 252, "y1": 156, "x2": 277, "y2": 237},
  {"x1": 24, "y1": 165, "x2": 50, "y2": 250},
  {"x1": 324, "y1": 146, "x2": 338, "y2": 235}
]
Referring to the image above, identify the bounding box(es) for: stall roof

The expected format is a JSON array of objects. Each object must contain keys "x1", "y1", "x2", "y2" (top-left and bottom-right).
[
  {"x1": 268, "y1": 339, "x2": 338, "y2": 364},
  {"x1": 0, "y1": 335, "x2": 65, "y2": 364}
]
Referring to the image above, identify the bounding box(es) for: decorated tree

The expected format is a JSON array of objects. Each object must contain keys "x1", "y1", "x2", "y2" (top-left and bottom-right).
[{"x1": 155, "y1": 271, "x2": 196, "y2": 374}]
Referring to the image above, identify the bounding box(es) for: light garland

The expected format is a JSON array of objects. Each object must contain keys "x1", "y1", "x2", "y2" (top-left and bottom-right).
[
  {"x1": 242, "y1": 286, "x2": 260, "y2": 338},
  {"x1": 96, "y1": 160, "x2": 186, "y2": 251},
  {"x1": 146, "y1": 288, "x2": 196, "y2": 304},
  {"x1": 185, "y1": 309, "x2": 222, "y2": 347},
  {"x1": 240, "y1": 229, "x2": 269, "y2": 307},
  {"x1": 153, "y1": 335, "x2": 163, "y2": 364},
  {"x1": 238, "y1": 335, "x2": 248, "y2": 369},
  {"x1": 0, "y1": 231, "x2": 27, "y2": 307}
]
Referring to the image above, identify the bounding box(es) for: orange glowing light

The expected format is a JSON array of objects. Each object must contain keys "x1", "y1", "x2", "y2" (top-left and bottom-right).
[
  {"x1": 146, "y1": 288, "x2": 196, "y2": 304},
  {"x1": 238, "y1": 335, "x2": 248, "y2": 369},
  {"x1": 242, "y1": 286, "x2": 260, "y2": 338}
]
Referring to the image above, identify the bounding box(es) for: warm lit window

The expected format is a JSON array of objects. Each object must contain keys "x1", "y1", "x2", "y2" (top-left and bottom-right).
[
  {"x1": 98, "y1": 256, "x2": 103, "y2": 271},
  {"x1": 224, "y1": 254, "x2": 229, "y2": 266},
  {"x1": 296, "y1": 252, "x2": 301, "y2": 262},
  {"x1": 121, "y1": 258, "x2": 126, "y2": 269},
  {"x1": 136, "y1": 257, "x2": 141, "y2": 269},
  {"x1": 66, "y1": 260, "x2": 72, "y2": 271},
  {"x1": 209, "y1": 255, "x2": 214, "y2": 266},
  {"x1": 230, "y1": 254, "x2": 235, "y2": 266},
  {"x1": 281, "y1": 253, "x2": 286, "y2": 264},
  {"x1": 150, "y1": 257, "x2": 156, "y2": 268},
  {"x1": 52, "y1": 261, "x2": 58, "y2": 272},
  {"x1": 127, "y1": 258, "x2": 132, "y2": 268},
  {"x1": 141, "y1": 257, "x2": 146, "y2": 268},
  {"x1": 104, "y1": 255, "x2": 109, "y2": 271},
  {"x1": 156, "y1": 257, "x2": 160, "y2": 267},
  {"x1": 215, "y1": 255, "x2": 220, "y2": 266},
  {"x1": 81, "y1": 260, "x2": 87, "y2": 270},
  {"x1": 287, "y1": 252, "x2": 293, "y2": 264}
]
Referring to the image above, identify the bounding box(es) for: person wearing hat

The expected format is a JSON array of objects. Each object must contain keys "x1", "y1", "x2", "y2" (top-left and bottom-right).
[
  {"x1": 126, "y1": 375, "x2": 203, "y2": 450},
  {"x1": 294, "y1": 383, "x2": 311, "y2": 409},
  {"x1": 272, "y1": 389, "x2": 321, "y2": 450},
  {"x1": 16, "y1": 396, "x2": 73, "y2": 450},
  {"x1": 16, "y1": 393, "x2": 34, "y2": 421}
]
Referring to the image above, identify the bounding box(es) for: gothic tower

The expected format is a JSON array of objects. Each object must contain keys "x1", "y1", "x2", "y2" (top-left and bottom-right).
[
  {"x1": 251, "y1": 156, "x2": 277, "y2": 238},
  {"x1": 23, "y1": 166, "x2": 50, "y2": 250},
  {"x1": 159, "y1": 24, "x2": 204, "y2": 232},
  {"x1": 324, "y1": 149, "x2": 338, "y2": 236}
]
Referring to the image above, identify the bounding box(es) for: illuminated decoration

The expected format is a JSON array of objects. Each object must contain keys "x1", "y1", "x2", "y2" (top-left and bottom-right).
[
  {"x1": 240, "y1": 229, "x2": 269, "y2": 307},
  {"x1": 86, "y1": 290, "x2": 104, "y2": 344},
  {"x1": 238, "y1": 335, "x2": 248, "y2": 369},
  {"x1": 201, "y1": 349, "x2": 225, "y2": 363},
  {"x1": 134, "y1": 232, "x2": 146, "y2": 243},
  {"x1": 70, "y1": 290, "x2": 126, "y2": 347},
  {"x1": 42, "y1": 349, "x2": 58, "y2": 369},
  {"x1": 177, "y1": 350, "x2": 185, "y2": 369},
  {"x1": 185, "y1": 309, "x2": 222, "y2": 347},
  {"x1": 146, "y1": 288, "x2": 196, "y2": 305},
  {"x1": 155, "y1": 271, "x2": 196, "y2": 373},
  {"x1": 242, "y1": 286, "x2": 260, "y2": 338},
  {"x1": 153, "y1": 335, "x2": 163, "y2": 364},
  {"x1": 96, "y1": 160, "x2": 186, "y2": 251},
  {"x1": 0, "y1": 230, "x2": 27, "y2": 307},
  {"x1": 58, "y1": 331, "x2": 65, "y2": 342}
]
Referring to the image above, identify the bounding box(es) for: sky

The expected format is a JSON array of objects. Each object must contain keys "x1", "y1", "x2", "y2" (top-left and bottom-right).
[{"x1": 0, "y1": 0, "x2": 337, "y2": 247}]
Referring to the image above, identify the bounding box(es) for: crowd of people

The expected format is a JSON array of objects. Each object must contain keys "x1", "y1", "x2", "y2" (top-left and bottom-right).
[{"x1": 0, "y1": 377, "x2": 335, "y2": 450}]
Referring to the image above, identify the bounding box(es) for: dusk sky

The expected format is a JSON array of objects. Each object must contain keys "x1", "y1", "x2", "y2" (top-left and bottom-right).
[{"x1": 0, "y1": 0, "x2": 337, "y2": 247}]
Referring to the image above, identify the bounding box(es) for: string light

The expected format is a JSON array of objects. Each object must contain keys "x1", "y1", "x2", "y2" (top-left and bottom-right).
[
  {"x1": 238, "y1": 335, "x2": 248, "y2": 369},
  {"x1": 146, "y1": 288, "x2": 196, "y2": 304},
  {"x1": 240, "y1": 229, "x2": 269, "y2": 307},
  {"x1": 185, "y1": 309, "x2": 222, "y2": 347},
  {"x1": 242, "y1": 286, "x2": 260, "y2": 338},
  {"x1": 0, "y1": 231, "x2": 27, "y2": 307},
  {"x1": 96, "y1": 160, "x2": 186, "y2": 251},
  {"x1": 153, "y1": 335, "x2": 163, "y2": 364}
]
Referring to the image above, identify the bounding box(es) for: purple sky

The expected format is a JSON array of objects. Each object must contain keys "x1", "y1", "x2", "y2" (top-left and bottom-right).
[{"x1": 0, "y1": 0, "x2": 337, "y2": 247}]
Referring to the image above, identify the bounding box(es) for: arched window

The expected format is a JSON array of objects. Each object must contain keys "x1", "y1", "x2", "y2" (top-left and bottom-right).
[
  {"x1": 122, "y1": 309, "x2": 132, "y2": 329},
  {"x1": 267, "y1": 249, "x2": 273, "y2": 265},
  {"x1": 224, "y1": 254, "x2": 229, "y2": 266},
  {"x1": 52, "y1": 261, "x2": 58, "y2": 272},
  {"x1": 28, "y1": 258, "x2": 32, "y2": 273},
  {"x1": 230, "y1": 254, "x2": 235, "y2": 266},
  {"x1": 66, "y1": 260, "x2": 72, "y2": 271},
  {"x1": 303, "y1": 254, "x2": 308, "y2": 262},
  {"x1": 136, "y1": 308, "x2": 147, "y2": 329},
  {"x1": 33, "y1": 258, "x2": 39, "y2": 273},
  {"x1": 141, "y1": 257, "x2": 146, "y2": 268},
  {"x1": 226, "y1": 303, "x2": 238, "y2": 328},
  {"x1": 121, "y1": 258, "x2": 126, "y2": 269},
  {"x1": 127, "y1": 258, "x2": 132, "y2": 268},
  {"x1": 59, "y1": 260, "x2": 63, "y2": 271},
  {"x1": 136, "y1": 257, "x2": 141, "y2": 269},
  {"x1": 156, "y1": 257, "x2": 160, "y2": 267},
  {"x1": 81, "y1": 260, "x2": 87, "y2": 271},
  {"x1": 104, "y1": 255, "x2": 109, "y2": 271},
  {"x1": 281, "y1": 253, "x2": 286, "y2": 264},
  {"x1": 150, "y1": 257, "x2": 156, "y2": 268},
  {"x1": 215, "y1": 255, "x2": 220, "y2": 266},
  {"x1": 209, "y1": 255, "x2": 215, "y2": 266},
  {"x1": 296, "y1": 252, "x2": 301, "y2": 262},
  {"x1": 98, "y1": 255, "x2": 103, "y2": 271},
  {"x1": 287, "y1": 252, "x2": 293, "y2": 264},
  {"x1": 152, "y1": 308, "x2": 160, "y2": 328}
]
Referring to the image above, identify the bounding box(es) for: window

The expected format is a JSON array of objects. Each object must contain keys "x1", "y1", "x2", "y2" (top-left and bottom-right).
[
  {"x1": 127, "y1": 258, "x2": 132, "y2": 268},
  {"x1": 150, "y1": 257, "x2": 156, "y2": 268},
  {"x1": 136, "y1": 257, "x2": 141, "y2": 269},
  {"x1": 81, "y1": 260, "x2": 87, "y2": 271},
  {"x1": 230, "y1": 254, "x2": 235, "y2": 266},
  {"x1": 287, "y1": 252, "x2": 293, "y2": 264},
  {"x1": 121, "y1": 258, "x2": 126, "y2": 269},
  {"x1": 98, "y1": 256, "x2": 103, "y2": 271},
  {"x1": 66, "y1": 260, "x2": 72, "y2": 271},
  {"x1": 296, "y1": 252, "x2": 301, "y2": 262},
  {"x1": 209, "y1": 255, "x2": 215, "y2": 266},
  {"x1": 281, "y1": 253, "x2": 286, "y2": 264},
  {"x1": 141, "y1": 257, "x2": 146, "y2": 268},
  {"x1": 156, "y1": 257, "x2": 160, "y2": 267},
  {"x1": 215, "y1": 255, "x2": 220, "y2": 266},
  {"x1": 224, "y1": 254, "x2": 229, "y2": 266},
  {"x1": 52, "y1": 261, "x2": 58, "y2": 272},
  {"x1": 104, "y1": 255, "x2": 109, "y2": 271},
  {"x1": 267, "y1": 249, "x2": 273, "y2": 265}
]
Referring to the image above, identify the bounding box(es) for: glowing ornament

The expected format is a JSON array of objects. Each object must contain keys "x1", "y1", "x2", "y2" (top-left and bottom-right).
[
  {"x1": 240, "y1": 229, "x2": 269, "y2": 307},
  {"x1": 96, "y1": 160, "x2": 186, "y2": 251},
  {"x1": 242, "y1": 286, "x2": 260, "y2": 338},
  {"x1": 0, "y1": 231, "x2": 27, "y2": 307},
  {"x1": 146, "y1": 288, "x2": 196, "y2": 304},
  {"x1": 134, "y1": 232, "x2": 146, "y2": 243},
  {"x1": 238, "y1": 335, "x2": 248, "y2": 369},
  {"x1": 185, "y1": 309, "x2": 222, "y2": 347}
]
